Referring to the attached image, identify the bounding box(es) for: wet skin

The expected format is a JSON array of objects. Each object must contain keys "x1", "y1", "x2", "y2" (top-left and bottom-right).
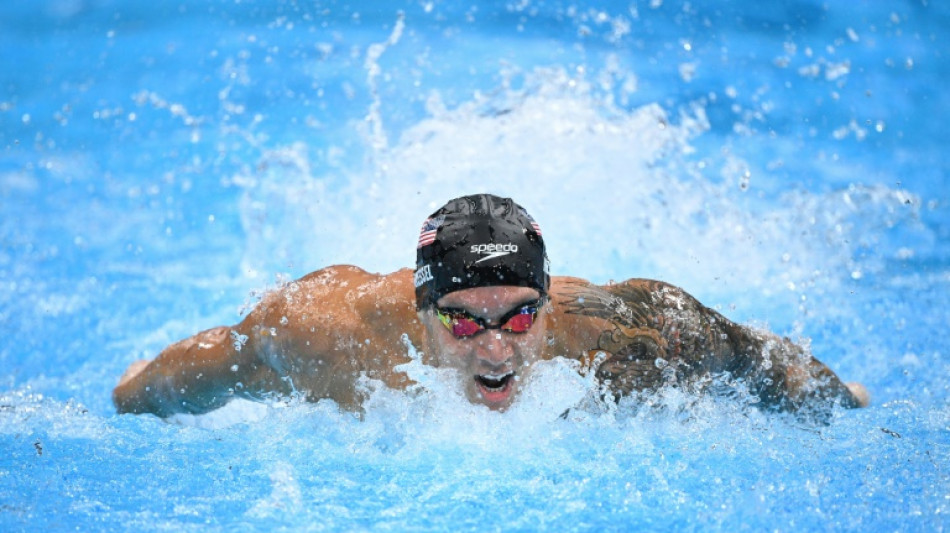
[
  {"x1": 113, "y1": 266, "x2": 868, "y2": 418},
  {"x1": 419, "y1": 286, "x2": 546, "y2": 411}
]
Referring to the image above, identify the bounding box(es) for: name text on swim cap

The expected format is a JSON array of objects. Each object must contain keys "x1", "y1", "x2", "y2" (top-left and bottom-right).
[{"x1": 414, "y1": 264, "x2": 433, "y2": 287}]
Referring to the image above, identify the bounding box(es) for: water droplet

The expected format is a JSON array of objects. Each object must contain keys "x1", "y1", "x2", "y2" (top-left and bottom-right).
[{"x1": 739, "y1": 171, "x2": 750, "y2": 191}]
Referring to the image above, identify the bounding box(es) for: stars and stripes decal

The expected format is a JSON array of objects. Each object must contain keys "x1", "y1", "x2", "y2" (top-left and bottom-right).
[
  {"x1": 520, "y1": 207, "x2": 542, "y2": 235},
  {"x1": 417, "y1": 215, "x2": 445, "y2": 248}
]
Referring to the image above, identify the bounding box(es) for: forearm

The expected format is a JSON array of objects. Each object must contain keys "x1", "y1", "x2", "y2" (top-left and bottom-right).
[
  {"x1": 781, "y1": 354, "x2": 865, "y2": 409},
  {"x1": 726, "y1": 326, "x2": 865, "y2": 413},
  {"x1": 113, "y1": 359, "x2": 231, "y2": 417},
  {"x1": 113, "y1": 326, "x2": 259, "y2": 417}
]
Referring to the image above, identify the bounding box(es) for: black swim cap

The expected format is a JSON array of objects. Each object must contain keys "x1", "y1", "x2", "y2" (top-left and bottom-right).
[{"x1": 414, "y1": 194, "x2": 549, "y2": 310}]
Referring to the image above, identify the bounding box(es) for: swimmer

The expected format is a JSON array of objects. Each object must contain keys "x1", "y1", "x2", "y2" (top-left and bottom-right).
[{"x1": 113, "y1": 193, "x2": 869, "y2": 418}]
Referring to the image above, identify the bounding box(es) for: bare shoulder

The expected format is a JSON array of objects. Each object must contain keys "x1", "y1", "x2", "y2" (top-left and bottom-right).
[
  {"x1": 549, "y1": 276, "x2": 688, "y2": 323},
  {"x1": 294, "y1": 265, "x2": 393, "y2": 295},
  {"x1": 235, "y1": 265, "x2": 419, "y2": 401},
  {"x1": 546, "y1": 276, "x2": 724, "y2": 359},
  {"x1": 547, "y1": 276, "x2": 668, "y2": 359},
  {"x1": 242, "y1": 266, "x2": 418, "y2": 353},
  {"x1": 256, "y1": 266, "x2": 413, "y2": 317}
]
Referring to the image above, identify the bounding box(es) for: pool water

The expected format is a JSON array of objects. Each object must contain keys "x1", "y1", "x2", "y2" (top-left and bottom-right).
[{"x1": 2, "y1": 0, "x2": 948, "y2": 531}]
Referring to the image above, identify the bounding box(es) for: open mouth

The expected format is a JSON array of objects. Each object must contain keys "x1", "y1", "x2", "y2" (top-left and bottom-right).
[{"x1": 474, "y1": 372, "x2": 515, "y2": 404}]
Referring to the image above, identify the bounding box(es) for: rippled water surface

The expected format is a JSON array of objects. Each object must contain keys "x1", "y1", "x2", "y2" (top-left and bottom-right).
[{"x1": 1, "y1": 1, "x2": 948, "y2": 531}]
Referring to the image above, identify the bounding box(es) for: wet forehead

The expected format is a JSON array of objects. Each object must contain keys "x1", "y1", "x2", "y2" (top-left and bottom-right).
[{"x1": 437, "y1": 286, "x2": 541, "y2": 317}]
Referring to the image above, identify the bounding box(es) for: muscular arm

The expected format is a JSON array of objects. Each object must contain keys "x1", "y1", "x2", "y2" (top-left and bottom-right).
[
  {"x1": 112, "y1": 273, "x2": 337, "y2": 418},
  {"x1": 113, "y1": 266, "x2": 420, "y2": 418},
  {"x1": 718, "y1": 319, "x2": 868, "y2": 412},
  {"x1": 555, "y1": 278, "x2": 868, "y2": 413},
  {"x1": 112, "y1": 319, "x2": 288, "y2": 417}
]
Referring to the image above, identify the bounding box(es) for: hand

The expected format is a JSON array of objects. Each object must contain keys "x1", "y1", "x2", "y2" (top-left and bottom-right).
[
  {"x1": 846, "y1": 382, "x2": 870, "y2": 408},
  {"x1": 118, "y1": 359, "x2": 151, "y2": 388}
]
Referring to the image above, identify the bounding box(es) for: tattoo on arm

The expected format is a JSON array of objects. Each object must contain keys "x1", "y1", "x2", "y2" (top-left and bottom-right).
[
  {"x1": 557, "y1": 280, "x2": 672, "y2": 395},
  {"x1": 558, "y1": 280, "x2": 861, "y2": 415},
  {"x1": 558, "y1": 279, "x2": 745, "y2": 397},
  {"x1": 559, "y1": 280, "x2": 668, "y2": 347}
]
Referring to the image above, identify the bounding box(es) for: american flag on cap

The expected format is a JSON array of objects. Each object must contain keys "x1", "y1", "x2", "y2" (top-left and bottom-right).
[
  {"x1": 520, "y1": 207, "x2": 542, "y2": 235},
  {"x1": 417, "y1": 215, "x2": 445, "y2": 248}
]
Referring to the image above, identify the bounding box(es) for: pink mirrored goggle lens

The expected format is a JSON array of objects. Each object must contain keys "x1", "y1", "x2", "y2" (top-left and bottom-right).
[{"x1": 437, "y1": 303, "x2": 539, "y2": 338}]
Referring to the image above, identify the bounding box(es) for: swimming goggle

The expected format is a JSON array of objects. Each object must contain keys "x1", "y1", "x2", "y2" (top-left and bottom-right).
[{"x1": 435, "y1": 299, "x2": 542, "y2": 338}]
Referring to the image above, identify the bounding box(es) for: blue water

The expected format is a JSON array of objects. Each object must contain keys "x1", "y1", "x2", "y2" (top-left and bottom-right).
[{"x1": 2, "y1": 0, "x2": 948, "y2": 530}]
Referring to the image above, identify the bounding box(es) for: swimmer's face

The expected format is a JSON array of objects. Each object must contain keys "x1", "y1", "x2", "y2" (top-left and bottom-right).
[{"x1": 420, "y1": 286, "x2": 547, "y2": 411}]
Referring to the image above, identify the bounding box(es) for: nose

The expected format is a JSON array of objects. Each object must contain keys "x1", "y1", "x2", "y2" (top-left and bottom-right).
[{"x1": 476, "y1": 332, "x2": 515, "y2": 367}]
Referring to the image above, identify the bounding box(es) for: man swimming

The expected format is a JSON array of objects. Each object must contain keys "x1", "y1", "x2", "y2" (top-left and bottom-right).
[{"x1": 113, "y1": 193, "x2": 869, "y2": 417}]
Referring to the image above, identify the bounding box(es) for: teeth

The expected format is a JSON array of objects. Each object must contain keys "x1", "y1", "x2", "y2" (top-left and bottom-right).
[{"x1": 476, "y1": 372, "x2": 514, "y2": 390}]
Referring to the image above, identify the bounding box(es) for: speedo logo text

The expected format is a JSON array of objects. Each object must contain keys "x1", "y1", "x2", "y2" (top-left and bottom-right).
[{"x1": 471, "y1": 243, "x2": 518, "y2": 263}]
